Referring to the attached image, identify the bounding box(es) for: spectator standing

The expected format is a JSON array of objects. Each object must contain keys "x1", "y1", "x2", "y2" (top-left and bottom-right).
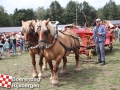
[
  {"x1": 118, "y1": 26, "x2": 120, "y2": 43},
  {"x1": 16, "y1": 32, "x2": 23, "y2": 55},
  {"x1": 115, "y1": 25, "x2": 119, "y2": 38},
  {"x1": 10, "y1": 32, "x2": 17, "y2": 54},
  {"x1": 1, "y1": 37, "x2": 5, "y2": 57},
  {"x1": 4, "y1": 39, "x2": 10, "y2": 57},
  {"x1": 0, "y1": 38, "x2": 3, "y2": 59}
]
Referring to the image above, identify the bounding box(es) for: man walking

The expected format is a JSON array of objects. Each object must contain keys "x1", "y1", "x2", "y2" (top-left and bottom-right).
[{"x1": 92, "y1": 18, "x2": 107, "y2": 66}]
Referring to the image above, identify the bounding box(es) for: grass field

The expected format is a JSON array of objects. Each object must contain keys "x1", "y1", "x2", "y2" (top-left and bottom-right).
[{"x1": 0, "y1": 42, "x2": 120, "y2": 90}]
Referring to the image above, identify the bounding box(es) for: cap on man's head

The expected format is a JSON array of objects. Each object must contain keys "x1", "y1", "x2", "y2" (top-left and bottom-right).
[{"x1": 96, "y1": 18, "x2": 101, "y2": 22}]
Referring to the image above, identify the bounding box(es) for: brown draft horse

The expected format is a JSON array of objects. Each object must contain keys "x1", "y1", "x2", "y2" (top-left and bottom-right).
[
  {"x1": 21, "y1": 20, "x2": 47, "y2": 79},
  {"x1": 35, "y1": 19, "x2": 80, "y2": 86}
]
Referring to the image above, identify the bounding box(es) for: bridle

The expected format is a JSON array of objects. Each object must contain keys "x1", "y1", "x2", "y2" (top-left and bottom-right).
[
  {"x1": 37, "y1": 26, "x2": 51, "y2": 50},
  {"x1": 23, "y1": 26, "x2": 38, "y2": 48}
]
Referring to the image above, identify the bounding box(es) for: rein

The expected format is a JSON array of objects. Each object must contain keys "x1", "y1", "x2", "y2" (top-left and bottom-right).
[{"x1": 59, "y1": 30, "x2": 79, "y2": 40}]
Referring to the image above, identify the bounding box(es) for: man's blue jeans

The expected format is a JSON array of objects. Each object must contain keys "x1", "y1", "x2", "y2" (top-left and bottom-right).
[{"x1": 95, "y1": 41, "x2": 105, "y2": 62}]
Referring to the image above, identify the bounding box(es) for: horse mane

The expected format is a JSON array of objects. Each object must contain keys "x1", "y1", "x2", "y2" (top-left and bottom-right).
[
  {"x1": 42, "y1": 20, "x2": 63, "y2": 37},
  {"x1": 47, "y1": 21, "x2": 56, "y2": 36},
  {"x1": 21, "y1": 20, "x2": 34, "y2": 35}
]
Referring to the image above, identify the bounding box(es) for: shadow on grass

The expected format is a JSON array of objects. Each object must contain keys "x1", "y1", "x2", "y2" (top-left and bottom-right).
[
  {"x1": 59, "y1": 67, "x2": 101, "y2": 88},
  {"x1": 105, "y1": 47, "x2": 120, "y2": 55},
  {"x1": 40, "y1": 62, "x2": 102, "y2": 89},
  {"x1": 57, "y1": 65, "x2": 102, "y2": 87}
]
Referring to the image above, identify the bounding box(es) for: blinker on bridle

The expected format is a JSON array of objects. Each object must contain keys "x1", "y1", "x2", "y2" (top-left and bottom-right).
[
  {"x1": 38, "y1": 26, "x2": 50, "y2": 50},
  {"x1": 24, "y1": 26, "x2": 36, "y2": 48},
  {"x1": 37, "y1": 25, "x2": 41, "y2": 31}
]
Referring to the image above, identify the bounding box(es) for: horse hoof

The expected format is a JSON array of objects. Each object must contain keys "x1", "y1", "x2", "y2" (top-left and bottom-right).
[
  {"x1": 42, "y1": 68, "x2": 47, "y2": 71},
  {"x1": 50, "y1": 79, "x2": 52, "y2": 84},
  {"x1": 33, "y1": 76, "x2": 38, "y2": 78},
  {"x1": 75, "y1": 68, "x2": 80, "y2": 71},
  {"x1": 33, "y1": 74, "x2": 38, "y2": 78},
  {"x1": 60, "y1": 70, "x2": 67, "y2": 74},
  {"x1": 38, "y1": 75, "x2": 45, "y2": 79},
  {"x1": 52, "y1": 84, "x2": 59, "y2": 88},
  {"x1": 32, "y1": 72, "x2": 38, "y2": 78},
  {"x1": 38, "y1": 73, "x2": 45, "y2": 78},
  {"x1": 52, "y1": 80, "x2": 59, "y2": 88},
  {"x1": 52, "y1": 79, "x2": 59, "y2": 86}
]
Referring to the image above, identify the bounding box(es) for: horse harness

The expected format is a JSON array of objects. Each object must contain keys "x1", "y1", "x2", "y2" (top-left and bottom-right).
[
  {"x1": 59, "y1": 31, "x2": 80, "y2": 57},
  {"x1": 37, "y1": 26, "x2": 57, "y2": 50},
  {"x1": 37, "y1": 26, "x2": 80, "y2": 57}
]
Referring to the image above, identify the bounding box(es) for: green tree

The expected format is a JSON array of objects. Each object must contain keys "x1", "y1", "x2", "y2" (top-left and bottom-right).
[
  {"x1": 49, "y1": 1, "x2": 64, "y2": 24},
  {"x1": 35, "y1": 7, "x2": 46, "y2": 20},
  {"x1": 44, "y1": 8, "x2": 51, "y2": 20},
  {"x1": 117, "y1": 5, "x2": 120, "y2": 19},
  {"x1": 81, "y1": 1, "x2": 96, "y2": 26},
  {"x1": 97, "y1": 8, "x2": 104, "y2": 19},
  {"x1": 103, "y1": 0, "x2": 119, "y2": 20},
  {"x1": 13, "y1": 8, "x2": 36, "y2": 26},
  {"x1": 64, "y1": 1, "x2": 76, "y2": 24},
  {"x1": 0, "y1": 5, "x2": 13, "y2": 27}
]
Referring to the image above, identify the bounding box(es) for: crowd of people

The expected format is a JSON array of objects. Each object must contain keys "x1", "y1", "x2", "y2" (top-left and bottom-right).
[{"x1": 0, "y1": 31, "x2": 28, "y2": 59}]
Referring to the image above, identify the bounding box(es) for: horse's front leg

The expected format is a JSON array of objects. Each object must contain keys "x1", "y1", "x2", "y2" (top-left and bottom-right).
[
  {"x1": 52, "y1": 56, "x2": 62, "y2": 87},
  {"x1": 47, "y1": 60, "x2": 54, "y2": 84},
  {"x1": 38, "y1": 54, "x2": 45, "y2": 79},
  {"x1": 30, "y1": 54, "x2": 38, "y2": 78},
  {"x1": 42, "y1": 59, "x2": 47, "y2": 71},
  {"x1": 60, "y1": 57, "x2": 67, "y2": 74}
]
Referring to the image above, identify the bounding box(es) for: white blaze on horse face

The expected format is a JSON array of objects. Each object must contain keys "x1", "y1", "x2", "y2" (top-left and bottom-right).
[
  {"x1": 35, "y1": 20, "x2": 41, "y2": 32},
  {"x1": 41, "y1": 20, "x2": 47, "y2": 31}
]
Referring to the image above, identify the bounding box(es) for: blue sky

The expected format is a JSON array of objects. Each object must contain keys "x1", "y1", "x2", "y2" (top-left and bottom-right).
[{"x1": 0, "y1": 0, "x2": 120, "y2": 14}]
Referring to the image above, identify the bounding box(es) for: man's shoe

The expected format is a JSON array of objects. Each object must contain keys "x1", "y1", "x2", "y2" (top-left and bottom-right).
[
  {"x1": 95, "y1": 61, "x2": 101, "y2": 64},
  {"x1": 101, "y1": 61, "x2": 105, "y2": 66}
]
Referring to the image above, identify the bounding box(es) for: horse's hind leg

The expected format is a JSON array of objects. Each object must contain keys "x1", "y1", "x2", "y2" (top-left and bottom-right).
[
  {"x1": 74, "y1": 48, "x2": 80, "y2": 71},
  {"x1": 60, "y1": 57, "x2": 67, "y2": 74},
  {"x1": 31, "y1": 54, "x2": 38, "y2": 78}
]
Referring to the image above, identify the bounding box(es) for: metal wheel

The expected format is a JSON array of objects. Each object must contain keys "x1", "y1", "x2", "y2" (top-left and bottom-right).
[{"x1": 87, "y1": 50, "x2": 93, "y2": 59}]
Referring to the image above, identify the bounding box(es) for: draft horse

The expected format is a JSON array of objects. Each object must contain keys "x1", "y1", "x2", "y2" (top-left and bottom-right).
[
  {"x1": 21, "y1": 20, "x2": 47, "y2": 78},
  {"x1": 35, "y1": 19, "x2": 80, "y2": 86}
]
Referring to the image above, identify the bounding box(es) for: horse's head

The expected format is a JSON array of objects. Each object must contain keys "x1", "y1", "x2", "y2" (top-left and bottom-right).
[
  {"x1": 21, "y1": 20, "x2": 38, "y2": 48},
  {"x1": 36, "y1": 19, "x2": 56, "y2": 50}
]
